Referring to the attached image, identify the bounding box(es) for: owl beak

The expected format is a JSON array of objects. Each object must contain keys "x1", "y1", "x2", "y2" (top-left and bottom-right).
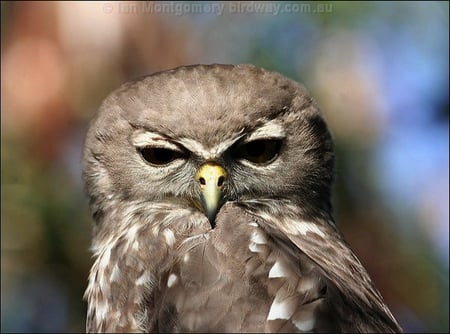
[{"x1": 195, "y1": 163, "x2": 227, "y2": 227}]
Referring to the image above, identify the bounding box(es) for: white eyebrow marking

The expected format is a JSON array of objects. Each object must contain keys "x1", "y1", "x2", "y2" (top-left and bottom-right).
[
  {"x1": 244, "y1": 120, "x2": 285, "y2": 142},
  {"x1": 132, "y1": 130, "x2": 181, "y2": 151},
  {"x1": 178, "y1": 134, "x2": 244, "y2": 159}
]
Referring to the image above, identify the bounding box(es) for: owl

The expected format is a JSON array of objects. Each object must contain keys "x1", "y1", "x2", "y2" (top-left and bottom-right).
[{"x1": 82, "y1": 64, "x2": 403, "y2": 333}]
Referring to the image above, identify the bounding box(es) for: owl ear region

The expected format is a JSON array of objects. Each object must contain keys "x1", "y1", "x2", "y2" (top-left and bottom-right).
[{"x1": 196, "y1": 162, "x2": 227, "y2": 227}]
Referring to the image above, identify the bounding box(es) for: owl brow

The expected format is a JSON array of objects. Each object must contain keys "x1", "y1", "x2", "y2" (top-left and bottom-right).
[
  {"x1": 129, "y1": 122, "x2": 177, "y2": 138},
  {"x1": 177, "y1": 133, "x2": 247, "y2": 159},
  {"x1": 242, "y1": 121, "x2": 286, "y2": 143},
  {"x1": 131, "y1": 129, "x2": 182, "y2": 152}
]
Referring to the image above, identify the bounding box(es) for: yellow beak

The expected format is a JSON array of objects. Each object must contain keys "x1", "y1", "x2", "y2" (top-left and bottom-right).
[{"x1": 195, "y1": 163, "x2": 227, "y2": 226}]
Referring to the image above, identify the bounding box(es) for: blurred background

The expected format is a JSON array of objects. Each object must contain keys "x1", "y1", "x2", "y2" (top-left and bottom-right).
[{"x1": 1, "y1": 1, "x2": 448, "y2": 332}]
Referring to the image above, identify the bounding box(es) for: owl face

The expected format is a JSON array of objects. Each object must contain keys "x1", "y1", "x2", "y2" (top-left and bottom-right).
[{"x1": 83, "y1": 64, "x2": 334, "y2": 226}]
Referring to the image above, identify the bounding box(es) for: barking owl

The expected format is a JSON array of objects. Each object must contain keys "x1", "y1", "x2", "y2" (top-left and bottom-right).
[{"x1": 82, "y1": 64, "x2": 403, "y2": 333}]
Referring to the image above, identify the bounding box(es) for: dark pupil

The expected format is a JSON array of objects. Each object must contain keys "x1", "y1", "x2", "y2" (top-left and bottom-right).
[
  {"x1": 141, "y1": 147, "x2": 176, "y2": 165},
  {"x1": 237, "y1": 139, "x2": 281, "y2": 164},
  {"x1": 245, "y1": 140, "x2": 267, "y2": 158}
]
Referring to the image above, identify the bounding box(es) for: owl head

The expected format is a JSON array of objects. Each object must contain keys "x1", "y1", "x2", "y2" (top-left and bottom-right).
[{"x1": 83, "y1": 64, "x2": 334, "y2": 228}]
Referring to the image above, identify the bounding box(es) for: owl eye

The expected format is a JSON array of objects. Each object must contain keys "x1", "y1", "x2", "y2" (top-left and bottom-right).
[
  {"x1": 138, "y1": 147, "x2": 185, "y2": 166},
  {"x1": 233, "y1": 139, "x2": 282, "y2": 164}
]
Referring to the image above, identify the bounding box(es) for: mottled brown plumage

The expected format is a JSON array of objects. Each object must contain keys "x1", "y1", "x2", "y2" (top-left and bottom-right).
[{"x1": 83, "y1": 64, "x2": 403, "y2": 333}]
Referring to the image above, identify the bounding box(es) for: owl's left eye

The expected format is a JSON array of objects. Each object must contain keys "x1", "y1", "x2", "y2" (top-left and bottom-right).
[
  {"x1": 138, "y1": 147, "x2": 185, "y2": 166},
  {"x1": 233, "y1": 139, "x2": 282, "y2": 164}
]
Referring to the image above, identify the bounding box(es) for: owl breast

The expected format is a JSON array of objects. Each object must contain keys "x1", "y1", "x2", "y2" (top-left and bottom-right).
[{"x1": 151, "y1": 202, "x2": 328, "y2": 333}]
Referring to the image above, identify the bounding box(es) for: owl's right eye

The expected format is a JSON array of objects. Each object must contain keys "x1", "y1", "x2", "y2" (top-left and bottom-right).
[
  {"x1": 233, "y1": 139, "x2": 282, "y2": 165},
  {"x1": 138, "y1": 147, "x2": 185, "y2": 166}
]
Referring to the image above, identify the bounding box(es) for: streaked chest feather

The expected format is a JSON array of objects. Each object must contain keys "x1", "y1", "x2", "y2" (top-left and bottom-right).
[{"x1": 154, "y1": 216, "x2": 326, "y2": 332}]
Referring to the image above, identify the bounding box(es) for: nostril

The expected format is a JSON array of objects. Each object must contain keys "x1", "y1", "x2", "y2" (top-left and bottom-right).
[
  {"x1": 199, "y1": 177, "x2": 206, "y2": 185},
  {"x1": 217, "y1": 176, "x2": 225, "y2": 187}
]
